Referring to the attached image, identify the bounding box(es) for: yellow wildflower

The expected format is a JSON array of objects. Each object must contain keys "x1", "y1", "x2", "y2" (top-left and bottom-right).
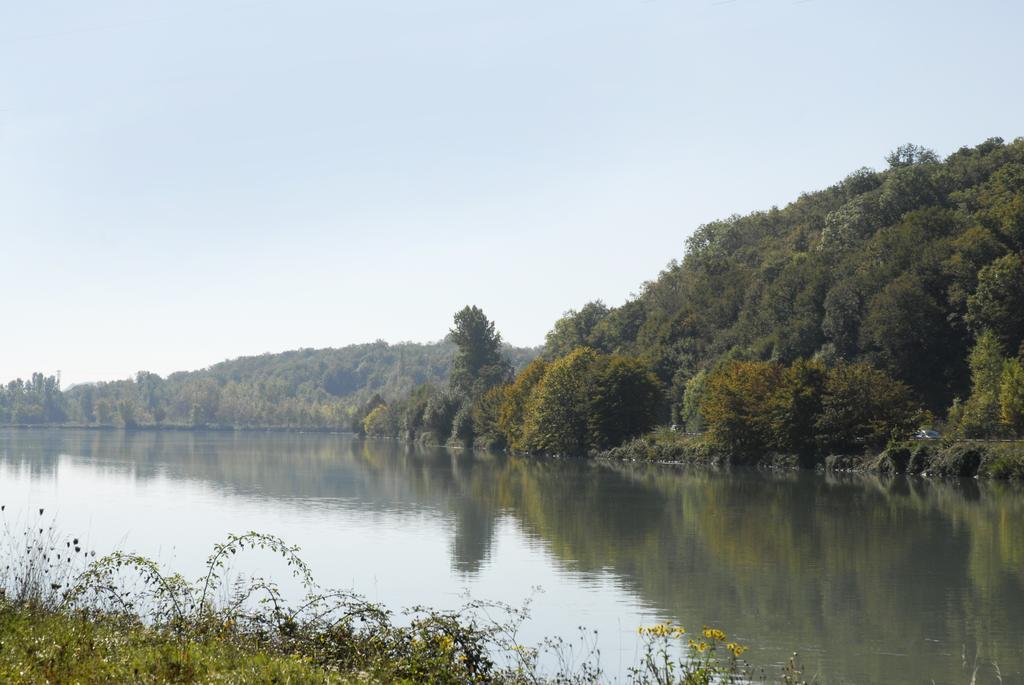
[{"x1": 702, "y1": 627, "x2": 727, "y2": 642}]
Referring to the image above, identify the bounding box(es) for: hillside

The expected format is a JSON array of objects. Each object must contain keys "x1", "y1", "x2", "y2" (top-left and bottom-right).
[
  {"x1": 27, "y1": 341, "x2": 539, "y2": 428},
  {"x1": 6, "y1": 137, "x2": 1023, "y2": 440},
  {"x1": 543, "y1": 138, "x2": 1024, "y2": 422}
]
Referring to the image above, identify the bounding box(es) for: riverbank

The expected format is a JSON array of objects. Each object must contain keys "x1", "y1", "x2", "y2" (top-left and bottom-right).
[
  {"x1": 595, "y1": 428, "x2": 1024, "y2": 480},
  {"x1": 0, "y1": 602, "x2": 342, "y2": 684},
  {"x1": 0, "y1": 422, "x2": 354, "y2": 434},
  {"x1": 0, "y1": 524, "x2": 788, "y2": 685}
]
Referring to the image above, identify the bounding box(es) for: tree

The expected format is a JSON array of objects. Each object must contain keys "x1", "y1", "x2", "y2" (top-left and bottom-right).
[
  {"x1": 976, "y1": 162, "x2": 1024, "y2": 248},
  {"x1": 702, "y1": 361, "x2": 782, "y2": 453},
  {"x1": 1000, "y1": 358, "x2": 1024, "y2": 437},
  {"x1": 521, "y1": 348, "x2": 600, "y2": 456},
  {"x1": 363, "y1": 403, "x2": 399, "y2": 437},
  {"x1": 679, "y1": 369, "x2": 708, "y2": 433},
  {"x1": 95, "y1": 399, "x2": 114, "y2": 425},
  {"x1": 448, "y1": 306, "x2": 511, "y2": 396},
  {"x1": 822, "y1": 281, "x2": 863, "y2": 358},
  {"x1": 589, "y1": 355, "x2": 664, "y2": 449},
  {"x1": 956, "y1": 331, "x2": 1007, "y2": 438},
  {"x1": 767, "y1": 358, "x2": 826, "y2": 455},
  {"x1": 860, "y1": 273, "x2": 952, "y2": 407},
  {"x1": 422, "y1": 390, "x2": 460, "y2": 444},
  {"x1": 815, "y1": 362, "x2": 917, "y2": 451},
  {"x1": 351, "y1": 394, "x2": 385, "y2": 436},
  {"x1": 117, "y1": 400, "x2": 138, "y2": 429},
  {"x1": 76, "y1": 385, "x2": 96, "y2": 424},
  {"x1": 885, "y1": 143, "x2": 940, "y2": 168},
  {"x1": 472, "y1": 385, "x2": 507, "y2": 449},
  {"x1": 966, "y1": 254, "x2": 1024, "y2": 355},
  {"x1": 544, "y1": 301, "x2": 611, "y2": 359},
  {"x1": 499, "y1": 358, "x2": 549, "y2": 452},
  {"x1": 450, "y1": 401, "x2": 475, "y2": 446},
  {"x1": 135, "y1": 371, "x2": 165, "y2": 424}
]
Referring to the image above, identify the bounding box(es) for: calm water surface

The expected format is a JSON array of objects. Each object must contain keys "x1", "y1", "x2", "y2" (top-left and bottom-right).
[{"x1": 1, "y1": 428, "x2": 1022, "y2": 684}]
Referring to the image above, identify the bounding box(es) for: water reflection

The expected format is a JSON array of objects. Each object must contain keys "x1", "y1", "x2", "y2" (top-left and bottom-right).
[{"x1": 0, "y1": 428, "x2": 1021, "y2": 684}]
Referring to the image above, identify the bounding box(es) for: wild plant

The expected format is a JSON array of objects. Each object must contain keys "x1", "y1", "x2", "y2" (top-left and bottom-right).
[
  {"x1": 627, "y1": 624, "x2": 751, "y2": 685},
  {"x1": 0, "y1": 506, "x2": 94, "y2": 607}
]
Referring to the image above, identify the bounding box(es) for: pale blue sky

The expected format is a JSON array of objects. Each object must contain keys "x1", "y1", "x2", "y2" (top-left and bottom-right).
[{"x1": 2, "y1": 0, "x2": 1022, "y2": 385}]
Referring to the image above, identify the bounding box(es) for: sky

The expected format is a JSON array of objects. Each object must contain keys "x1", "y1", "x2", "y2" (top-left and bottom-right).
[{"x1": 1, "y1": 0, "x2": 1022, "y2": 386}]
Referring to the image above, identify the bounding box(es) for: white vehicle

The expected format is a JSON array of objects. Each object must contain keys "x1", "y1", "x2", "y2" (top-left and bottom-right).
[{"x1": 914, "y1": 429, "x2": 941, "y2": 440}]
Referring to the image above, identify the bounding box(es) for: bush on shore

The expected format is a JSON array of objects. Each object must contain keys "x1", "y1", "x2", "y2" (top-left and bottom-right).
[
  {"x1": 595, "y1": 429, "x2": 1024, "y2": 481},
  {"x1": 0, "y1": 515, "x2": 821, "y2": 685}
]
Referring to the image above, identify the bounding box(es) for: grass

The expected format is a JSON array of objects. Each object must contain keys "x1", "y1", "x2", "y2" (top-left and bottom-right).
[
  {"x1": 0, "y1": 504, "x2": 827, "y2": 684},
  {"x1": 0, "y1": 603, "x2": 342, "y2": 684}
]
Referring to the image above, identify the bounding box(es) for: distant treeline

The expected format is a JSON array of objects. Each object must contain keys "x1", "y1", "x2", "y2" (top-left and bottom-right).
[
  {"x1": 361, "y1": 138, "x2": 1024, "y2": 453},
  {"x1": 5, "y1": 137, "x2": 1024, "y2": 452},
  {"x1": 0, "y1": 342, "x2": 538, "y2": 429}
]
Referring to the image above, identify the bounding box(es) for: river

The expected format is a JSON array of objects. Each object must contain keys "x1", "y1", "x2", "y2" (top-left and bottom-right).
[{"x1": 0, "y1": 428, "x2": 1020, "y2": 684}]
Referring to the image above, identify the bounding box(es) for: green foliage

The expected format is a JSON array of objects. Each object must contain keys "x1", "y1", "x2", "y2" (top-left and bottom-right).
[
  {"x1": 0, "y1": 514, "x2": 834, "y2": 685},
  {"x1": 589, "y1": 355, "x2": 665, "y2": 449},
  {"x1": 363, "y1": 403, "x2": 399, "y2": 437},
  {"x1": 450, "y1": 401, "x2": 475, "y2": 446},
  {"x1": 543, "y1": 301, "x2": 612, "y2": 359},
  {"x1": 956, "y1": 331, "x2": 1007, "y2": 438},
  {"x1": 515, "y1": 348, "x2": 663, "y2": 456},
  {"x1": 986, "y1": 448, "x2": 1024, "y2": 480},
  {"x1": 538, "y1": 137, "x2": 1024, "y2": 423},
  {"x1": 814, "y1": 362, "x2": 918, "y2": 452},
  {"x1": 678, "y1": 369, "x2": 708, "y2": 432},
  {"x1": 768, "y1": 359, "x2": 827, "y2": 455},
  {"x1": 875, "y1": 446, "x2": 912, "y2": 475},
  {"x1": 448, "y1": 306, "x2": 512, "y2": 397},
  {"x1": 931, "y1": 446, "x2": 984, "y2": 478},
  {"x1": 628, "y1": 624, "x2": 750, "y2": 685},
  {"x1": 953, "y1": 332, "x2": 1024, "y2": 439},
  {"x1": 422, "y1": 390, "x2": 461, "y2": 444},
  {"x1": 32, "y1": 340, "x2": 538, "y2": 431},
  {"x1": 0, "y1": 604, "x2": 341, "y2": 684},
  {"x1": 471, "y1": 386, "x2": 507, "y2": 449},
  {"x1": 885, "y1": 143, "x2": 940, "y2": 168},
  {"x1": 966, "y1": 253, "x2": 1024, "y2": 354},
  {"x1": 702, "y1": 361, "x2": 781, "y2": 453},
  {"x1": 702, "y1": 359, "x2": 916, "y2": 457},
  {"x1": 498, "y1": 358, "x2": 549, "y2": 452},
  {"x1": 521, "y1": 348, "x2": 601, "y2": 455},
  {"x1": 1000, "y1": 358, "x2": 1024, "y2": 436},
  {"x1": 0, "y1": 373, "x2": 67, "y2": 424},
  {"x1": 908, "y1": 444, "x2": 935, "y2": 474}
]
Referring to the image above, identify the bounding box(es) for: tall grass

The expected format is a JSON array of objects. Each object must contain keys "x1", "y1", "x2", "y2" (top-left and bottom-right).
[{"x1": 0, "y1": 508, "x2": 811, "y2": 684}]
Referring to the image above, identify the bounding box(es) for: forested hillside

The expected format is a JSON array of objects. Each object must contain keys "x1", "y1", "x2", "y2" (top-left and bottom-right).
[
  {"x1": 5, "y1": 137, "x2": 1023, "y2": 449},
  {"x1": 543, "y1": 139, "x2": 1024, "y2": 427},
  {"x1": 0, "y1": 341, "x2": 538, "y2": 428}
]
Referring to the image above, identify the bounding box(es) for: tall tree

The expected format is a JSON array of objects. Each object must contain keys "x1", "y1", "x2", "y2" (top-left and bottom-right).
[
  {"x1": 448, "y1": 306, "x2": 511, "y2": 396},
  {"x1": 966, "y1": 254, "x2": 1024, "y2": 355},
  {"x1": 956, "y1": 331, "x2": 1008, "y2": 438}
]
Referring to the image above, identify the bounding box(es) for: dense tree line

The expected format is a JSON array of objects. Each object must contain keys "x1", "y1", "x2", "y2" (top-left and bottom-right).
[
  {"x1": 949, "y1": 331, "x2": 1024, "y2": 438},
  {"x1": 543, "y1": 138, "x2": 1024, "y2": 438},
  {"x1": 700, "y1": 359, "x2": 919, "y2": 456},
  {"x1": 2, "y1": 341, "x2": 538, "y2": 429},
  {"x1": 358, "y1": 309, "x2": 664, "y2": 455},
  {"x1": 5, "y1": 137, "x2": 1024, "y2": 452},
  {"x1": 0, "y1": 374, "x2": 67, "y2": 424}
]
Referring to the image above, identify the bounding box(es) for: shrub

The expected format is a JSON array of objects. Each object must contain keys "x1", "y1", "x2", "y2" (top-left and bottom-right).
[
  {"x1": 933, "y1": 446, "x2": 984, "y2": 478},
  {"x1": 987, "y1": 452, "x2": 1024, "y2": 480},
  {"x1": 449, "y1": 402, "x2": 475, "y2": 446},
  {"x1": 876, "y1": 446, "x2": 911, "y2": 475},
  {"x1": 908, "y1": 444, "x2": 934, "y2": 474}
]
